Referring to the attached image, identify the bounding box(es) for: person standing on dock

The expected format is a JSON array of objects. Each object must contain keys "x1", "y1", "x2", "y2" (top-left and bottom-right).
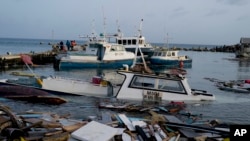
[
  {"x1": 59, "y1": 41, "x2": 64, "y2": 50},
  {"x1": 66, "y1": 40, "x2": 70, "y2": 51}
]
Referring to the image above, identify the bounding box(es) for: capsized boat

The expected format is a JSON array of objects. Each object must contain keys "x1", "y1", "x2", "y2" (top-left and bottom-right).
[
  {"x1": 215, "y1": 79, "x2": 250, "y2": 93},
  {"x1": 0, "y1": 85, "x2": 67, "y2": 105},
  {"x1": 0, "y1": 66, "x2": 215, "y2": 101}
]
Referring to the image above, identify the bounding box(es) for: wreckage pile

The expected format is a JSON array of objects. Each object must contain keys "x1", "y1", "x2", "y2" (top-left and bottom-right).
[{"x1": 0, "y1": 100, "x2": 230, "y2": 141}]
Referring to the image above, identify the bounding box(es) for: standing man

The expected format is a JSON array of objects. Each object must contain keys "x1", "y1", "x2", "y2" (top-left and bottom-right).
[
  {"x1": 66, "y1": 40, "x2": 71, "y2": 51},
  {"x1": 59, "y1": 41, "x2": 64, "y2": 50}
]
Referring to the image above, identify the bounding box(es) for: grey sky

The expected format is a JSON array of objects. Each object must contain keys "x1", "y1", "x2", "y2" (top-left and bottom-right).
[{"x1": 0, "y1": 0, "x2": 249, "y2": 45}]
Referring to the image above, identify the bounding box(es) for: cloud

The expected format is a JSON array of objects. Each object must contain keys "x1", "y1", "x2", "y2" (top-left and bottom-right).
[
  {"x1": 217, "y1": 0, "x2": 248, "y2": 6},
  {"x1": 169, "y1": 7, "x2": 188, "y2": 19},
  {"x1": 204, "y1": 9, "x2": 227, "y2": 17}
]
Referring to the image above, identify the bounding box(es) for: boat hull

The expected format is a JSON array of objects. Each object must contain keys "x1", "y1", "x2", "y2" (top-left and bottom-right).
[
  {"x1": 0, "y1": 85, "x2": 67, "y2": 105},
  {"x1": 125, "y1": 47, "x2": 155, "y2": 57},
  {"x1": 59, "y1": 59, "x2": 134, "y2": 70},
  {"x1": 150, "y1": 58, "x2": 192, "y2": 68},
  {"x1": 0, "y1": 77, "x2": 119, "y2": 98},
  {"x1": 218, "y1": 86, "x2": 250, "y2": 93}
]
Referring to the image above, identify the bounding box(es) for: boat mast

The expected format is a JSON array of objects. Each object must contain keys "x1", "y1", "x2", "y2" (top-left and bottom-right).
[
  {"x1": 102, "y1": 6, "x2": 107, "y2": 41},
  {"x1": 131, "y1": 19, "x2": 148, "y2": 71},
  {"x1": 116, "y1": 19, "x2": 122, "y2": 37}
]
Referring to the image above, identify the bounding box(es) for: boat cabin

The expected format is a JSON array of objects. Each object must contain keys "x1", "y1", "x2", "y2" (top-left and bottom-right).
[
  {"x1": 116, "y1": 37, "x2": 145, "y2": 46},
  {"x1": 116, "y1": 70, "x2": 215, "y2": 101},
  {"x1": 153, "y1": 50, "x2": 178, "y2": 57},
  {"x1": 152, "y1": 50, "x2": 188, "y2": 60}
]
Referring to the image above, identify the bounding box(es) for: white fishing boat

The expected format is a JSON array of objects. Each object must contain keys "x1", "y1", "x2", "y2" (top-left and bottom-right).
[
  {"x1": 58, "y1": 37, "x2": 135, "y2": 70},
  {"x1": 0, "y1": 75, "x2": 119, "y2": 97},
  {"x1": 0, "y1": 65, "x2": 215, "y2": 101},
  {"x1": 115, "y1": 65, "x2": 215, "y2": 101},
  {"x1": 114, "y1": 19, "x2": 155, "y2": 57}
]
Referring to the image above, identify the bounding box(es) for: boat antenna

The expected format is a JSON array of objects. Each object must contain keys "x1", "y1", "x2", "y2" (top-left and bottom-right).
[
  {"x1": 91, "y1": 19, "x2": 97, "y2": 41},
  {"x1": 116, "y1": 19, "x2": 122, "y2": 37},
  {"x1": 51, "y1": 29, "x2": 54, "y2": 44},
  {"x1": 102, "y1": 6, "x2": 107, "y2": 41},
  {"x1": 138, "y1": 19, "x2": 143, "y2": 37}
]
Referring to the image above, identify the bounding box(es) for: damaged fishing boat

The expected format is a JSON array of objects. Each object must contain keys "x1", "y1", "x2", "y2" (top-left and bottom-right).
[{"x1": 0, "y1": 64, "x2": 215, "y2": 101}]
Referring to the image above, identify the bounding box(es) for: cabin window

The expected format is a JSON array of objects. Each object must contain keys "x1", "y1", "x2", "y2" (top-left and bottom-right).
[
  {"x1": 131, "y1": 76, "x2": 155, "y2": 89},
  {"x1": 172, "y1": 52, "x2": 175, "y2": 56},
  {"x1": 153, "y1": 52, "x2": 158, "y2": 56},
  {"x1": 158, "y1": 79, "x2": 185, "y2": 93},
  {"x1": 139, "y1": 40, "x2": 143, "y2": 44},
  {"x1": 111, "y1": 45, "x2": 125, "y2": 51},
  {"x1": 117, "y1": 39, "x2": 122, "y2": 44},
  {"x1": 167, "y1": 52, "x2": 171, "y2": 56},
  {"x1": 123, "y1": 40, "x2": 127, "y2": 45},
  {"x1": 128, "y1": 40, "x2": 132, "y2": 45},
  {"x1": 157, "y1": 52, "x2": 161, "y2": 56},
  {"x1": 130, "y1": 75, "x2": 186, "y2": 94},
  {"x1": 162, "y1": 52, "x2": 166, "y2": 56},
  {"x1": 132, "y1": 39, "x2": 137, "y2": 45}
]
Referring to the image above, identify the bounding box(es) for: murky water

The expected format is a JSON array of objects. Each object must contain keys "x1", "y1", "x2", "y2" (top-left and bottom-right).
[{"x1": 0, "y1": 38, "x2": 250, "y2": 124}]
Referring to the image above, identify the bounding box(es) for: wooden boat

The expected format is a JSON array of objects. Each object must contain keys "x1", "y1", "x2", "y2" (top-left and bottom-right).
[{"x1": 0, "y1": 85, "x2": 67, "y2": 105}]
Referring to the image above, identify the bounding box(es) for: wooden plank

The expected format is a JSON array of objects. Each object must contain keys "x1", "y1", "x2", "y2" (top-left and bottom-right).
[
  {"x1": 118, "y1": 114, "x2": 135, "y2": 131},
  {"x1": 163, "y1": 115, "x2": 183, "y2": 123},
  {"x1": 71, "y1": 121, "x2": 118, "y2": 141}
]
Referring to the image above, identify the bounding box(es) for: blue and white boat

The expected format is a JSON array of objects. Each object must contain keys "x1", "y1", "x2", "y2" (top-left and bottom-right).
[
  {"x1": 114, "y1": 19, "x2": 155, "y2": 57},
  {"x1": 58, "y1": 38, "x2": 135, "y2": 70},
  {"x1": 150, "y1": 49, "x2": 192, "y2": 68}
]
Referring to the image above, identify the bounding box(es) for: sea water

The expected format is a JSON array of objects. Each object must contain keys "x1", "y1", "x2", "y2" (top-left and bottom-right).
[{"x1": 0, "y1": 38, "x2": 250, "y2": 124}]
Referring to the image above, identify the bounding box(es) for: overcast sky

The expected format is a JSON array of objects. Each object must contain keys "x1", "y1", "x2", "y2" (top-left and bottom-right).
[{"x1": 0, "y1": 0, "x2": 249, "y2": 45}]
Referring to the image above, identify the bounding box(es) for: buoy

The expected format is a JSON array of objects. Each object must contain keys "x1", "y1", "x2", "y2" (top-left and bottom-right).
[{"x1": 179, "y1": 60, "x2": 184, "y2": 68}]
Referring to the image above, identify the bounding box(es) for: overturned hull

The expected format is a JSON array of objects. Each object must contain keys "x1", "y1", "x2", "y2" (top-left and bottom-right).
[{"x1": 0, "y1": 85, "x2": 67, "y2": 105}]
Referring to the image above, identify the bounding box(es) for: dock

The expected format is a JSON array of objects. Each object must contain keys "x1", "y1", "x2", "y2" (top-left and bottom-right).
[
  {"x1": 0, "y1": 44, "x2": 241, "y2": 70},
  {"x1": 0, "y1": 51, "x2": 56, "y2": 69}
]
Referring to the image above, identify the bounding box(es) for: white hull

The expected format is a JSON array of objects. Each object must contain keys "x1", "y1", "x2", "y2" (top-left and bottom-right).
[
  {"x1": 0, "y1": 68, "x2": 215, "y2": 101},
  {"x1": 42, "y1": 77, "x2": 121, "y2": 97}
]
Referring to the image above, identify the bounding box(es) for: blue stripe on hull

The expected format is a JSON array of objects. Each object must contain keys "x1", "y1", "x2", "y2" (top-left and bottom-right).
[
  {"x1": 59, "y1": 59, "x2": 134, "y2": 70},
  {"x1": 150, "y1": 58, "x2": 192, "y2": 69}
]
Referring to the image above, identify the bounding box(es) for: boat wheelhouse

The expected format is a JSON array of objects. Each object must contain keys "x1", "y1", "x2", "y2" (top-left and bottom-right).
[
  {"x1": 115, "y1": 35, "x2": 155, "y2": 57},
  {"x1": 150, "y1": 50, "x2": 192, "y2": 68},
  {"x1": 0, "y1": 65, "x2": 214, "y2": 102},
  {"x1": 116, "y1": 69, "x2": 214, "y2": 101}
]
